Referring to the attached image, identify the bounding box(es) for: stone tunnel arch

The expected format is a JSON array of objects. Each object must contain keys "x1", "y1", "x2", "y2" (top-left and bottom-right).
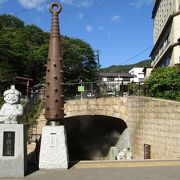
[{"x1": 64, "y1": 115, "x2": 129, "y2": 161}]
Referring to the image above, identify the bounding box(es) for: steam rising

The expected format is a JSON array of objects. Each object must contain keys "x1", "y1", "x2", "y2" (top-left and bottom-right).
[{"x1": 65, "y1": 115, "x2": 128, "y2": 161}]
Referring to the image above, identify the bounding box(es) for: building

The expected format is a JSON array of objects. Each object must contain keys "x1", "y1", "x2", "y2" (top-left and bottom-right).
[
  {"x1": 129, "y1": 67, "x2": 145, "y2": 83},
  {"x1": 99, "y1": 72, "x2": 134, "y2": 96},
  {"x1": 100, "y1": 72, "x2": 134, "y2": 83},
  {"x1": 150, "y1": 0, "x2": 180, "y2": 68},
  {"x1": 143, "y1": 67, "x2": 153, "y2": 79}
]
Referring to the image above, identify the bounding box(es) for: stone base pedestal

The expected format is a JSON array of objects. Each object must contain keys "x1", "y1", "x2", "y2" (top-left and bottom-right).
[
  {"x1": 0, "y1": 124, "x2": 27, "y2": 177},
  {"x1": 39, "y1": 125, "x2": 68, "y2": 169}
]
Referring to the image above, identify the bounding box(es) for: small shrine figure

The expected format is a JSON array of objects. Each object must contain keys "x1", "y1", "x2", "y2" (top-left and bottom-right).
[{"x1": 0, "y1": 85, "x2": 23, "y2": 124}]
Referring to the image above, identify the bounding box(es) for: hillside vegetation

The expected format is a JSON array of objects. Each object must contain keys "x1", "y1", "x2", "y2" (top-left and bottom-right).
[
  {"x1": 0, "y1": 14, "x2": 99, "y2": 87},
  {"x1": 101, "y1": 59, "x2": 151, "y2": 73}
]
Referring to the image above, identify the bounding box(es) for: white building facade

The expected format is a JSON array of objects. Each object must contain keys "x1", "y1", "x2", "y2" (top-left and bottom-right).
[
  {"x1": 99, "y1": 73, "x2": 134, "y2": 96},
  {"x1": 129, "y1": 68, "x2": 145, "y2": 83},
  {"x1": 150, "y1": 0, "x2": 180, "y2": 68},
  {"x1": 100, "y1": 73, "x2": 133, "y2": 84}
]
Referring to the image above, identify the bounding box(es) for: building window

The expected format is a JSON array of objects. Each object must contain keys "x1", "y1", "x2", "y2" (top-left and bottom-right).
[
  {"x1": 139, "y1": 78, "x2": 144, "y2": 83},
  {"x1": 165, "y1": 57, "x2": 171, "y2": 66},
  {"x1": 160, "y1": 57, "x2": 171, "y2": 67},
  {"x1": 107, "y1": 77, "x2": 114, "y2": 81},
  {"x1": 122, "y1": 77, "x2": 130, "y2": 81}
]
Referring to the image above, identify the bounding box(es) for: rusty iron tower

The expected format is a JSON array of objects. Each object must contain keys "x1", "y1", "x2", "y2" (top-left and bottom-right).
[{"x1": 45, "y1": 2, "x2": 64, "y2": 125}]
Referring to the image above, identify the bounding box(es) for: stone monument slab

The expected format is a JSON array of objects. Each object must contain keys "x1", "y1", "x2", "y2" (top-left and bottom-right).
[
  {"x1": 0, "y1": 124, "x2": 27, "y2": 177},
  {"x1": 39, "y1": 125, "x2": 68, "y2": 169}
]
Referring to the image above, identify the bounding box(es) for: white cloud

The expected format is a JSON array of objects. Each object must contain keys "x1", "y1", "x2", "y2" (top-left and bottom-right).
[
  {"x1": 107, "y1": 32, "x2": 111, "y2": 36},
  {"x1": 61, "y1": 0, "x2": 94, "y2": 8},
  {"x1": 86, "y1": 24, "x2": 93, "y2": 32},
  {"x1": 17, "y1": 0, "x2": 48, "y2": 11},
  {"x1": 77, "y1": 13, "x2": 84, "y2": 20},
  {"x1": 111, "y1": 15, "x2": 121, "y2": 24},
  {"x1": 8, "y1": 12, "x2": 14, "y2": 15},
  {"x1": 61, "y1": 0, "x2": 73, "y2": 5},
  {"x1": 98, "y1": 25, "x2": 104, "y2": 31},
  {"x1": 78, "y1": 0, "x2": 92, "y2": 8},
  {"x1": 130, "y1": 0, "x2": 153, "y2": 8},
  {"x1": 0, "y1": 0, "x2": 7, "y2": 4}
]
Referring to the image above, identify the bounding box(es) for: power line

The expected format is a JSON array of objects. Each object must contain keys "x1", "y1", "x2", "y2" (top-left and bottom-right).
[
  {"x1": 115, "y1": 26, "x2": 180, "y2": 65},
  {"x1": 120, "y1": 45, "x2": 153, "y2": 65}
]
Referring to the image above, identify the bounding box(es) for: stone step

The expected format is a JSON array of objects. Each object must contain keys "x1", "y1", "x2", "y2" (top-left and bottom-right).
[{"x1": 74, "y1": 160, "x2": 180, "y2": 169}]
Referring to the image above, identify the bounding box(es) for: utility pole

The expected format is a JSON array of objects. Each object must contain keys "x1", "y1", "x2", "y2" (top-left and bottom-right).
[
  {"x1": 94, "y1": 49, "x2": 100, "y2": 66},
  {"x1": 94, "y1": 50, "x2": 101, "y2": 82}
]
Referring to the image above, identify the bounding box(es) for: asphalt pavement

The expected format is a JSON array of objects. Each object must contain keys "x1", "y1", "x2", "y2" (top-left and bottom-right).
[{"x1": 1, "y1": 160, "x2": 180, "y2": 180}]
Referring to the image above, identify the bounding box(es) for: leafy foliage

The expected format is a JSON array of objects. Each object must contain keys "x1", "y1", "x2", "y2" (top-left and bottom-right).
[
  {"x1": 0, "y1": 14, "x2": 99, "y2": 87},
  {"x1": 18, "y1": 98, "x2": 44, "y2": 124},
  {"x1": 0, "y1": 15, "x2": 48, "y2": 84},
  {"x1": 0, "y1": 96, "x2": 3, "y2": 107},
  {"x1": 101, "y1": 60, "x2": 151, "y2": 73},
  {"x1": 0, "y1": 14, "x2": 24, "y2": 29},
  {"x1": 146, "y1": 67, "x2": 180, "y2": 101},
  {"x1": 62, "y1": 36, "x2": 98, "y2": 82}
]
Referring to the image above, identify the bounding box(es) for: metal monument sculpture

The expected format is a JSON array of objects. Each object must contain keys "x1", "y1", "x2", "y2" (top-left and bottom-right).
[
  {"x1": 39, "y1": 3, "x2": 68, "y2": 169},
  {"x1": 45, "y1": 2, "x2": 64, "y2": 125}
]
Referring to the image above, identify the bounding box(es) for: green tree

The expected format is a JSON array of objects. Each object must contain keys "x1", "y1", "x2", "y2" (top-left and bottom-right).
[
  {"x1": 0, "y1": 16, "x2": 52, "y2": 84},
  {"x1": 0, "y1": 14, "x2": 99, "y2": 87},
  {"x1": 146, "y1": 67, "x2": 180, "y2": 101},
  {"x1": 0, "y1": 14, "x2": 24, "y2": 30},
  {"x1": 20, "y1": 25, "x2": 49, "y2": 83},
  {"x1": 62, "y1": 36, "x2": 98, "y2": 82},
  {"x1": 0, "y1": 16, "x2": 18, "y2": 84}
]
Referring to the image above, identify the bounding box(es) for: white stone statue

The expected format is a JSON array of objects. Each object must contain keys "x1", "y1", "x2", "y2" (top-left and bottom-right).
[{"x1": 0, "y1": 85, "x2": 23, "y2": 124}]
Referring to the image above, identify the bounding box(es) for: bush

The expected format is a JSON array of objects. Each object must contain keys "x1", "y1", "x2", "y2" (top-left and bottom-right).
[
  {"x1": 146, "y1": 67, "x2": 180, "y2": 101},
  {"x1": 0, "y1": 97, "x2": 3, "y2": 107},
  {"x1": 18, "y1": 98, "x2": 44, "y2": 124}
]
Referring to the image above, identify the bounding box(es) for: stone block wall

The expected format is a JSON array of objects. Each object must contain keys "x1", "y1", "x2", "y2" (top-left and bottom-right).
[
  {"x1": 128, "y1": 96, "x2": 180, "y2": 160},
  {"x1": 65, "y1": 97, "x2": 128, "y2": 122},
  {"x1": 64, "y1": 96, "x2": 180, "y2": 160}
]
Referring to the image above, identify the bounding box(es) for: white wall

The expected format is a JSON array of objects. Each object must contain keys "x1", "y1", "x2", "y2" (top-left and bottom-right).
[
  {"x1": 129, "y1": 68, "x2": 144, "y2": 83},
  {"x1": 172, "y1": 15, "x2": 180, "y2": 65}
]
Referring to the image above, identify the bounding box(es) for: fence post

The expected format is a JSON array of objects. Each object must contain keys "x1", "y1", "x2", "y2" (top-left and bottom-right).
[
  {"x1": 80, "y1": 80, "x2": 83, "y2": 99},
  {"x1": 91, "y1": 82, "x2": 93, "y2": 97},
  {"x1": 138, "y1": 82, "x2": 141, "y2": 96},
  {"x1": 121, "y1": 81, "x2": 124, "y2": 97},
  {"x1": 143, "y1": 84, "x2": 146, "y2": 96},
  {"x1": 132, "y1": 82, "x2": 134, "y2": 95}
]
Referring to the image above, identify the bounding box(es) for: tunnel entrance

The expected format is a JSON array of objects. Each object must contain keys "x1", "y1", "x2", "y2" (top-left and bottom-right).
[{"x1": 64, "y1": 115, "x2": 130, "y2": 161}]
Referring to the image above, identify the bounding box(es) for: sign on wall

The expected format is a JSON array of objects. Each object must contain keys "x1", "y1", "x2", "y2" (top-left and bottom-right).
[
  {"x1": 3, "y1": 131, "x2": 15, "y2": 156},
  {"x1": 144, "y1": 144, "x2": 151, "y2": 159}
]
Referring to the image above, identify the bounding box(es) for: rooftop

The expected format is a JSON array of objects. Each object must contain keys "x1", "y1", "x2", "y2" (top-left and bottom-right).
[{"x1": 100, "y1": 72, "x2": 134, "y2": 78}]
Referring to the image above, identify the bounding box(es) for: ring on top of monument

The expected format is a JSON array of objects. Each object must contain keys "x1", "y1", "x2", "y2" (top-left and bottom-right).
[{"x1": 49, "y1": 2, "x2": 62, "y2": 14}]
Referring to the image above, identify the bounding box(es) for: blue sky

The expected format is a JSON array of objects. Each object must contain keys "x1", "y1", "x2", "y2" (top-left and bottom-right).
[{"x1": 0, "y1": 0, "x2": 154, "y2": 68}]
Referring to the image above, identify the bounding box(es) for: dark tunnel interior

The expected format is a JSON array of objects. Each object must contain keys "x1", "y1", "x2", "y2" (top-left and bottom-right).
[{"x1": 64, "y1": 115, "x2": 127, "y2": 161}]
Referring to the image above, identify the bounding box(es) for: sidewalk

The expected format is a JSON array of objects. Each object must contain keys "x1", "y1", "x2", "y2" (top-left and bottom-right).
[{"x1": 1, "y1": 160, "x2": 180, "y2": 180}]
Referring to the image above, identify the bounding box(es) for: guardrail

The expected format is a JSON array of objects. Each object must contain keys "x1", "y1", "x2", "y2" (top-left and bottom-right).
[
  {"x1": 64, "y1": 81, "x2": 150, "y2": 99},
  {"x1": 0, "y1": 81, "x2": 150, "y2": 101}
]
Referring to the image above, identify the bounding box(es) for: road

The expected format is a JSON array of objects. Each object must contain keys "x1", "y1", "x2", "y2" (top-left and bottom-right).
[{"x1": 1, "y1": 160, "x2": 180, "y2": 180}]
